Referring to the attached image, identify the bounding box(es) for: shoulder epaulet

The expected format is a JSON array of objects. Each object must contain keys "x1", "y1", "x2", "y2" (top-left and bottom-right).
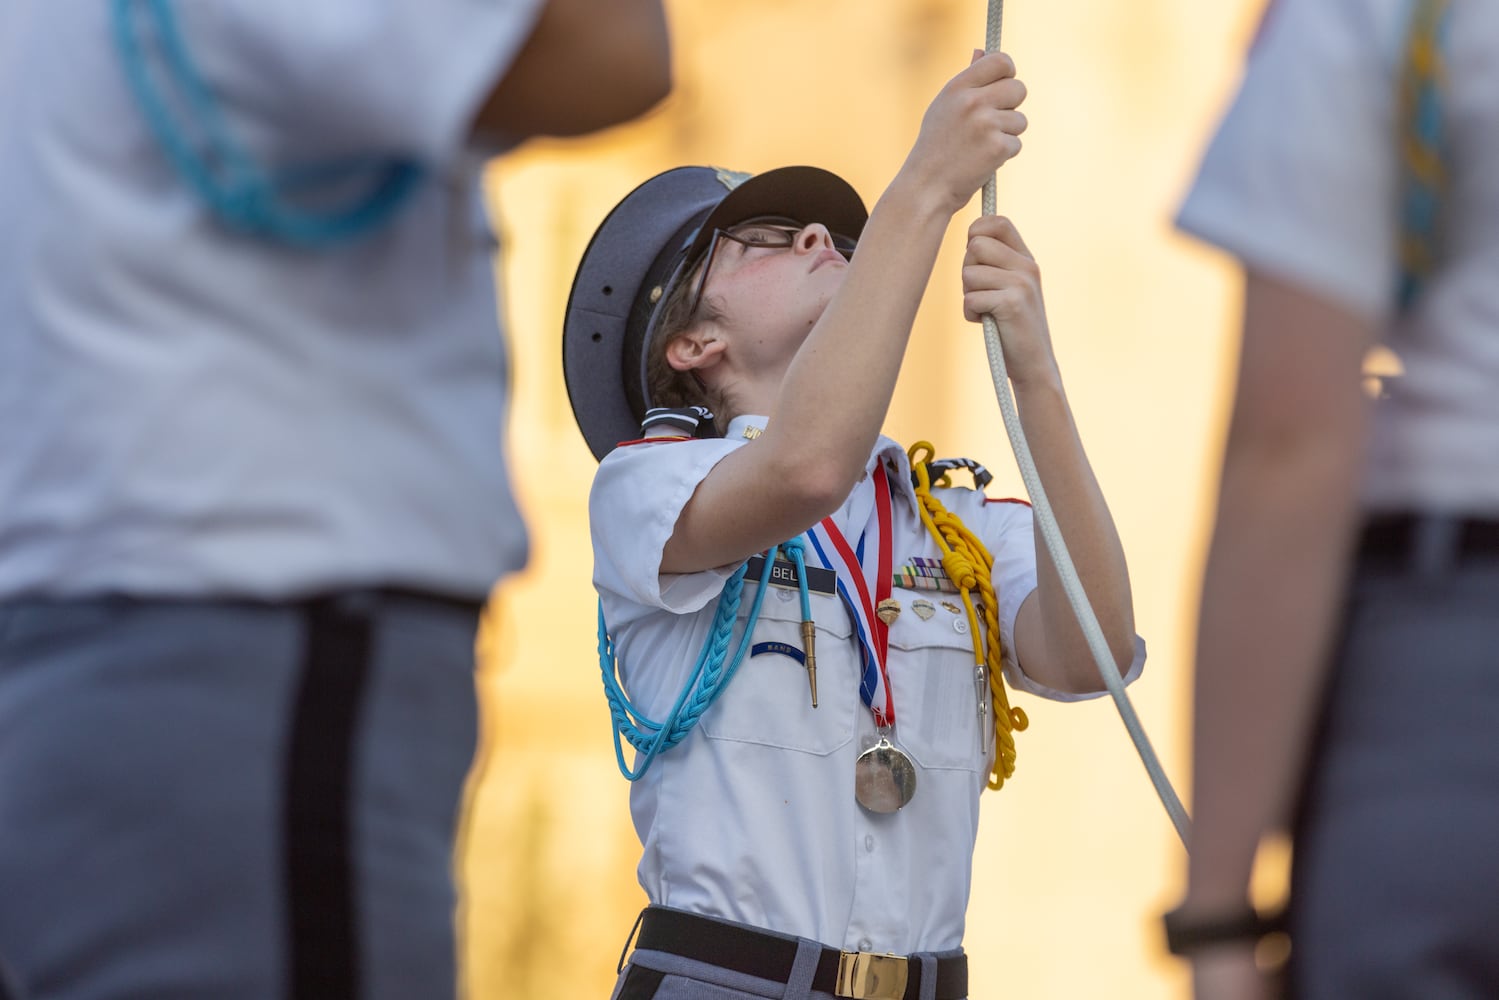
[{"x1": 911, "y1": 455, "x2": 993, "y2": 492}]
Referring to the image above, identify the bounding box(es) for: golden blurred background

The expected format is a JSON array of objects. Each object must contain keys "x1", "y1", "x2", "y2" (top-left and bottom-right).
[{"x1": 462, "y1": 0, "x2": 1265, "y2": 996}]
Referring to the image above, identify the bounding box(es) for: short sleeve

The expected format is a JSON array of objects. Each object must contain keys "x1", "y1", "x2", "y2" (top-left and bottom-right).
[
  {"x1": 172, "y1": 0, "x2": 548, "y2": 167},
  {"x1": 945, "y1": 491, "x2": 1147, "y2": 703},
  {"x1": 1176, "y1": 0, "x2": 1401, "y2": 320},
  {"x1": 591, "y1": 440, "x2": 744, "y2": 620}
]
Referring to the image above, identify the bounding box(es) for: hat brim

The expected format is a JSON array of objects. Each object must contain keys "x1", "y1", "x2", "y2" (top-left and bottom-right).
[
  {"x1": 683, "y1": 165, "x2": 868, "y2": 269},
  {"x1": 563, "y1": 165, "x2": 868, "y2": 461}
]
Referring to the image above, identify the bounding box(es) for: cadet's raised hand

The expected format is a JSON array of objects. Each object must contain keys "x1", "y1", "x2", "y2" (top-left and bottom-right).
[
  {"x1": 903, "y1": 51, "x2": 1027, "y2": 218},
  {"x1": 962, "y1": 215, "x2": 1055, "y2": 384}
]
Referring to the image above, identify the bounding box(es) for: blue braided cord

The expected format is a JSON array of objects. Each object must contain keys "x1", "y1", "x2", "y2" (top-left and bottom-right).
[
  {"x1": 112, "y1": 0, "x2": 424, "y2": 247},
  {"x1": 783, "y1": 536, "x2": 813, "y2": 623},
  {"x1": 597, "y1": 546, "x2": 783, "y2": 781}
]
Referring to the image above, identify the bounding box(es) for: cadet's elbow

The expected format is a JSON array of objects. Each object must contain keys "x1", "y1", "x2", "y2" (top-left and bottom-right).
[
  {"x1": 800, "y1": 471, "x2": 854, "y2": 523},
  {"x1": 773, "y1": 453, "x2": 863, "y2": 528}
]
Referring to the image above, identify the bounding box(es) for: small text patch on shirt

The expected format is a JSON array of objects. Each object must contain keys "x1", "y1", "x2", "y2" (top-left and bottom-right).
[
  {"x1": 745, "y1": 555, "x2": 837, "y2": 596},
  {"x1": 750, "y1": 641, "x2": 806, "y2": 664}
]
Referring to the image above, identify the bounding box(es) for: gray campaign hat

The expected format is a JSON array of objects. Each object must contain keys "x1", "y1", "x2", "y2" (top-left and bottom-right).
[{"x1": 563, "y1": 165, "x2": 868, "y2": 461}]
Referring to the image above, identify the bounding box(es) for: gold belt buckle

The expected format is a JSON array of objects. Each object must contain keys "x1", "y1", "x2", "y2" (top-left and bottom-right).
[{"x1": 835, "y1": 950, "x2": 908, "y2": 1000}]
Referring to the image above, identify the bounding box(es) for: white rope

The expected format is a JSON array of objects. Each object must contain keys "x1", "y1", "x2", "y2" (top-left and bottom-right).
[{"x1": 981, "y1": 0, "x2": 1192, "y2": 847}]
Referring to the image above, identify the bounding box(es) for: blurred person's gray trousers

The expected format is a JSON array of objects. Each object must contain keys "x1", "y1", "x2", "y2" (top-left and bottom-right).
[
  {"x1": 0, "y1": 592, "x2": 480, "y2": 1000},
  {"x1": 1292, "y1": 515, "x2": 1499, "y2": 999}
]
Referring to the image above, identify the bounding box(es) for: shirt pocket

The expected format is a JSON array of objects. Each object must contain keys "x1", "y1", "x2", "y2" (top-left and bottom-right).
[
  {"x1": 884, "y1": 596, "x2": 989, "y2": 773},
  {"x1": 698, "y1": 585, "x2": 857, "y2": 757}
]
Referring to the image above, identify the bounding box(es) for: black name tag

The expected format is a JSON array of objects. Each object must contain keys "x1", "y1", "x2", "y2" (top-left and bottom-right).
[{"x1": 744, "y1": 555, "x2": 837, "y2": 596}]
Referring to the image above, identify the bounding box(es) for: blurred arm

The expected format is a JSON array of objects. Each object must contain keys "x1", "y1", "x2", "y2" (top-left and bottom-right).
[
  {"x1": 1183, "y1": 270, "x2": 1375, "y2": 921},
  {"x1": 471, "y1": 0, "x2": 671, "y2": 140}
]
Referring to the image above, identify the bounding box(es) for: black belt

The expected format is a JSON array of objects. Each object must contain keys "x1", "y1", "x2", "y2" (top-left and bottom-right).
[
  {"x1": 633, "y1": 907, "x2": 968, "y2": 1000},
  {"x1": 1358, "y1": 513, "x2": 1499, "y2": 571}
]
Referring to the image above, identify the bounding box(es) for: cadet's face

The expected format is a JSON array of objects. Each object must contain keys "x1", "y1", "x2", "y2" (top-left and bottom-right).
[{"x1": 694, "y1": 218, "x2": 853, "y2": 360}]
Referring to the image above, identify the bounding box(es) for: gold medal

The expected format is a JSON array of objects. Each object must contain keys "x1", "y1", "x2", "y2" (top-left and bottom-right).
[
  {"x1": 875, "y1": 598, "x2": 901, "y2": 625},
  {"x1": 854, "y1": 736, "x2": 918, "y2": 813}
]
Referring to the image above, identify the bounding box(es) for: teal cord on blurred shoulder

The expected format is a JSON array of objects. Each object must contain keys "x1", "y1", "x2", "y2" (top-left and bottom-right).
[{"x1": 112, "y1": 0, "x2": 425, "y2": 247}]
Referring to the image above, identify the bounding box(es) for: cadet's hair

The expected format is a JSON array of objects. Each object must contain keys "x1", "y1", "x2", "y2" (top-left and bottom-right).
[{"x1": 643, "y1": 261, "x2": 731, "y2": 431}]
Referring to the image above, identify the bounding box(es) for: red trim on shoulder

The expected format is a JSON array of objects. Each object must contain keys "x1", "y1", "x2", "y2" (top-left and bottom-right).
[
  {"x1": 984, "y1": 496, "x2": 1033, "y2": 507},
  {"x1": 615, "y1": 436, "x2": 693, "y2": 448}
]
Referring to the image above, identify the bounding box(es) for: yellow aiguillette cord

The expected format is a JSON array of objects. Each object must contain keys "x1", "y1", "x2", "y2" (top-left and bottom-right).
[{"x1": 908, "y1": 441, "x2": 1028, "y2": 790}]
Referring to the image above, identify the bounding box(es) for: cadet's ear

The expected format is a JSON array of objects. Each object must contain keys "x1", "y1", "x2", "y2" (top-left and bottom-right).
[{"x1": 665, "y1": 331, "x2": 727, "y2": 373}]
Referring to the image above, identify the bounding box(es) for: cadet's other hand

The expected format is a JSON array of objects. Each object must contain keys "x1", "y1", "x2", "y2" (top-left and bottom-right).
[
  {"x1": 962, "y1": 215, "x2": 1054, "y2": 383},
  {"x1": 907, "y1": 51, "x2": 1027, "y2": 217}
]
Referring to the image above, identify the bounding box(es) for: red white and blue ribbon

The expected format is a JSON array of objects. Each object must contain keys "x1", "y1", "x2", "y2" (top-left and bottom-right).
[{"x1": 805, "y1": 466, "x2": 896, "y2": 728}]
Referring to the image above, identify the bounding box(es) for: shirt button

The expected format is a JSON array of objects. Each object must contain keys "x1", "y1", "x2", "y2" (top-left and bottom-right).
[
  {"x1": 864, "y1": 834, "x2": 875, "y2": 852},
  {"x1": 776, "y1": 588, "x2": 794, "y2": 602},
  {"x1": 953, "y1": 618, "x2": 969, "y2": 635},
  {"x1": 858, "y1": 938, "x2": 873, "y2": 952}
]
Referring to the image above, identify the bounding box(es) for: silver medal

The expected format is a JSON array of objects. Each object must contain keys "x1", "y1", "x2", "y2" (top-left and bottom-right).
[{"x1": 854, "y1": 736, "x2": 917, "y2": 813}]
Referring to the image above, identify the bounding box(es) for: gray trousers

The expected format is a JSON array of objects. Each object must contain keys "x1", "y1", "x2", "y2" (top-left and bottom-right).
[
  {"x1": 0, "y1": 592, "x2": 480, "y2": 1000},
  {"x1": 1290, "y1": 541, "x2": 1499, "y2": 998}
]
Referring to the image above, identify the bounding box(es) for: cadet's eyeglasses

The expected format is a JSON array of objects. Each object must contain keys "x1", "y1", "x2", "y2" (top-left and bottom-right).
[{"x1": 683, "y1": 218, "x2": 858, "y2": 318}]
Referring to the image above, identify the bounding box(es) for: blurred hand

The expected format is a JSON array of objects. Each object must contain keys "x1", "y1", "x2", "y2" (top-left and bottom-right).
[
  {"x1": 1193, "y1": 945, "x2": 1279, "y2": 1000},
  {"x1": 961, "y1": 215, "x2": 1054, "y2": 384},
  {"x1": 904, "y1": 51, "x2": 1027, "y2": 216}
]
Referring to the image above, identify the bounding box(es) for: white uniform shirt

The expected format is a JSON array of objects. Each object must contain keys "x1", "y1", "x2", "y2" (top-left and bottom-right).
[
  {"x1": 1178, "y1": 0, "x2": 1499, "y2": 514},
  {"x1": 0, "y1": 2, "x2": 542, "y2": 600},
  {"x1": 592, "y1": 415, "x2": 1146, "y2": 953}
]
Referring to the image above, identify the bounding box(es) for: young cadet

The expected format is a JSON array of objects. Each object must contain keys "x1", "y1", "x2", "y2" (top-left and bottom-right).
[
  {"x1": 563, "y1": 51, "x2": 1145, "y2": 1000},
  {"x1": 0, "y1": 2, "x2": 667, "y2": 999}
]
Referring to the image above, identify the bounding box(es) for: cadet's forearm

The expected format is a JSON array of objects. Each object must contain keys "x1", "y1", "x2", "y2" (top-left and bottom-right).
[
  {"x1": 1012, "y1": 371, "x2": 1135, "y2": 690},
  {"x1": 762, "y1": 173, "x2": 954, "y2": 498}
]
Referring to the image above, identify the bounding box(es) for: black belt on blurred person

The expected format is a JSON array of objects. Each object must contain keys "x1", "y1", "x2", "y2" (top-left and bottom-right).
[
  {"x1": 632, "y1": 906, "x2": 968, "y2": 1000},
  {"x1": 1358, "y1": 513, "x2": 1499, "y2": 572}
]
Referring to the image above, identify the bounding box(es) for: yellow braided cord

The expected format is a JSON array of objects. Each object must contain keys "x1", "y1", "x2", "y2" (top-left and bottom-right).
[{"x1": 907, "y1": 442, "x2": 1029, "y2": 790}]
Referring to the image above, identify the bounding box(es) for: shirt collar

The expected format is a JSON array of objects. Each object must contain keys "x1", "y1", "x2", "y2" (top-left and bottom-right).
[
  {"x1": 872, "y1": 436, "x2": 919, "y2": 512},
  {"x1": 725, "y1": 414, "x2": 768, "y2": 441}
]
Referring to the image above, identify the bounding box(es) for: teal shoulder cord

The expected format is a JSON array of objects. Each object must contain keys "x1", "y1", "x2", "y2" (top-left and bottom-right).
[
  {"x1": 112, "y1": 0, "x2": 424, "y2": 246},
  {"x1": 1397, "y1": 0, "x2": 1450, "y2": 311},
  {"x1": 598, "y1": 538, "x2": 812, "y2": 781},
  {"x1": 786, "y1": 537, "x2": 812, "y2": 624}
]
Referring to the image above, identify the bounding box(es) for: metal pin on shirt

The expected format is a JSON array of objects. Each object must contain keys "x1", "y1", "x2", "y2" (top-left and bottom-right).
[{"x1": 801, "y1": 620, "x2": 818, "y2": 708}]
